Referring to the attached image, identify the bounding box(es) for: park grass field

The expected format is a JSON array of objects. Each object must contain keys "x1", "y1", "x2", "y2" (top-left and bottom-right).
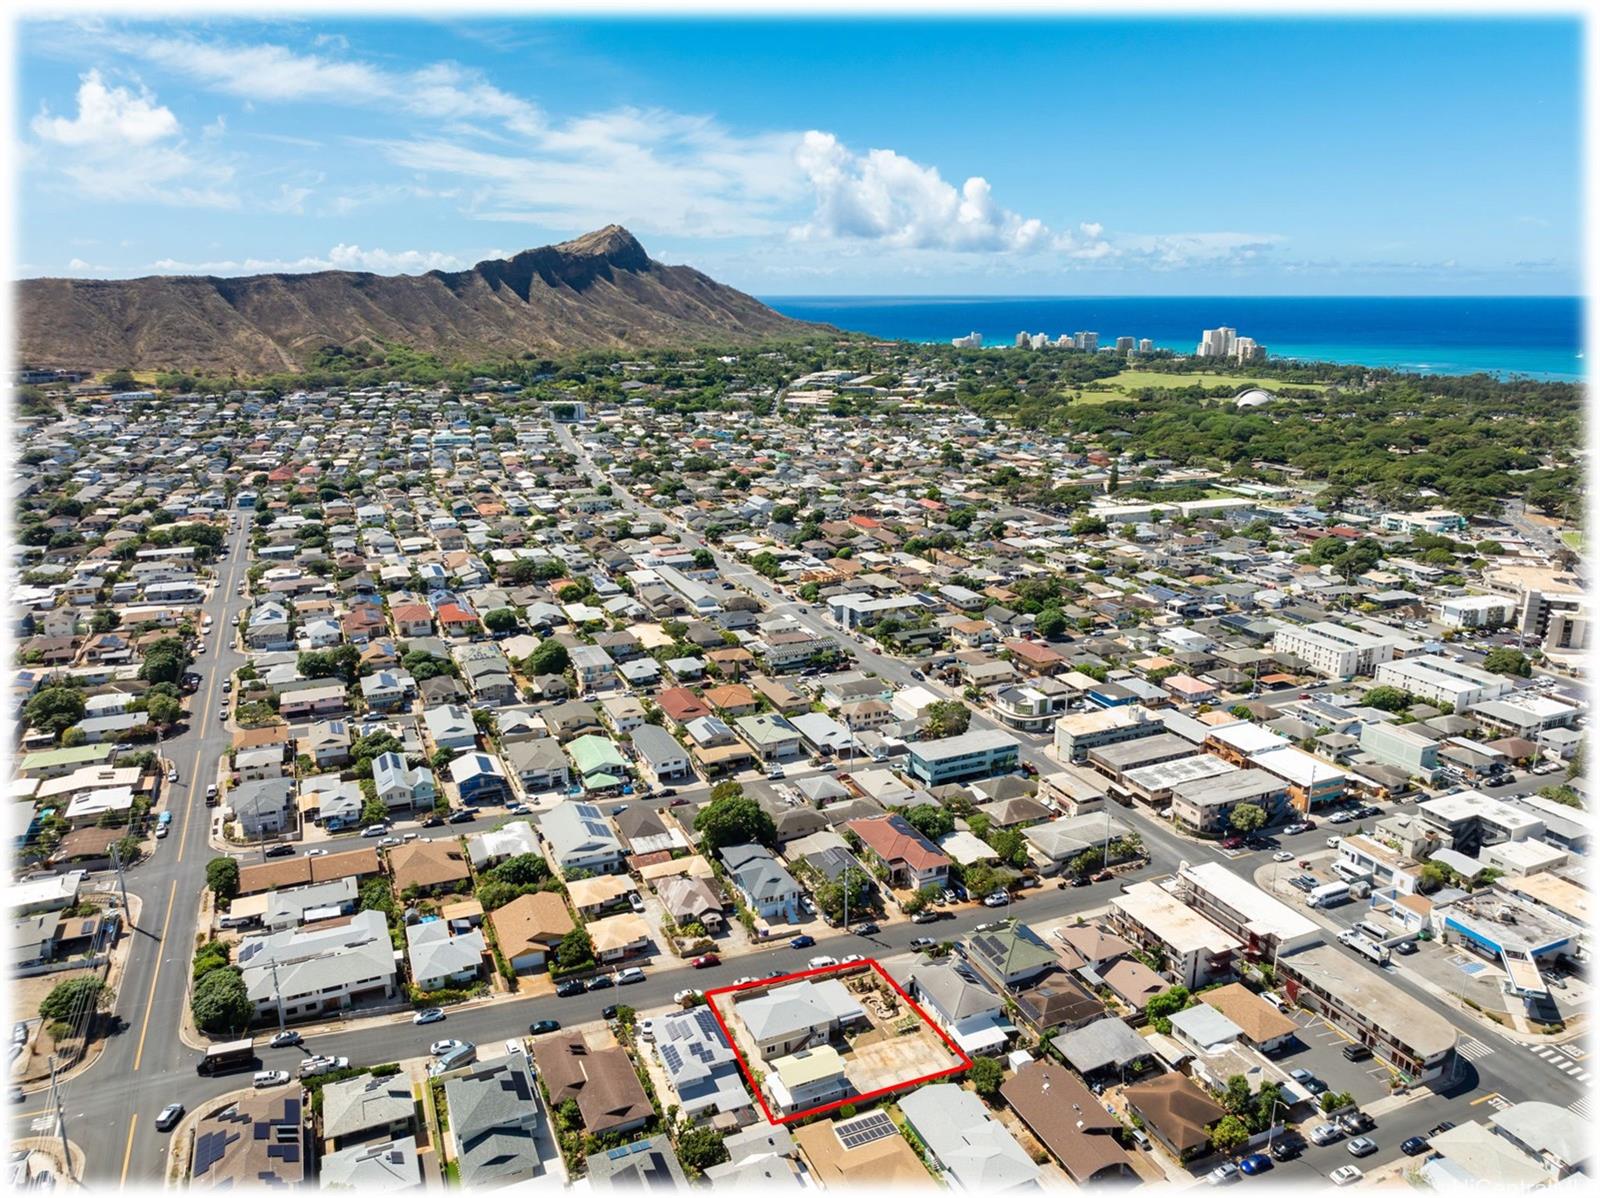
[{"x1": 1067, "y1": 368, "x2": 1329, "y2": 403}]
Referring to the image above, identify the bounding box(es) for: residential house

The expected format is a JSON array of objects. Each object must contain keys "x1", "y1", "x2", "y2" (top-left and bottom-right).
[{"x1": 490, "y1": 891, "x2": 575, "y2": 974}]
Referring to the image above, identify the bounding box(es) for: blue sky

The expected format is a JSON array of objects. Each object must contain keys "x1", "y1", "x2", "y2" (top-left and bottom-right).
[{"x1": 15, "y1": 16, "x2": 1583, "y2": 294}]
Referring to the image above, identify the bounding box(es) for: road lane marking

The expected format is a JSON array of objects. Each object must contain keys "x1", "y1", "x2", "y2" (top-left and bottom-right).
[
  {"x1": 133, "y1": 878, "x2": 179, "y2": 1072},
  {"x1": 120, "y1": 1113, "x2": 137, "y2": 1187},
  {"x1": 1569, "y1": 1096, "x2": 1593, "y2": 1119},
  {"x1": 176, "y1": 535, "x2": 244, "y2": 863}
]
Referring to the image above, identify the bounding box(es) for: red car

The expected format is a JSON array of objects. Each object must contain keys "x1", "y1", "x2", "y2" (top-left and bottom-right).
[
  {"x1": 1221, "y1": 836, "x2": 1245, "y2": 850},
  {"x1": 690, "y1": 953, "x2": 720, "y2": 969},
  {"x1": 1091, "y1": 870, "x2": 1114, "y2": 883}
]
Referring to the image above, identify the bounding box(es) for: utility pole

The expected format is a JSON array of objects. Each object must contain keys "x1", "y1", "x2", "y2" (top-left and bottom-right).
[
  {"x1": 109, "y1": 842, "x2": 130, "y2": 915},
  {"x1": 47, "y1": 1055, "x2": 71, "y2": 1181},
  {"x1": 269, "y1": 956, "x2": 286, "y2": 1033}
]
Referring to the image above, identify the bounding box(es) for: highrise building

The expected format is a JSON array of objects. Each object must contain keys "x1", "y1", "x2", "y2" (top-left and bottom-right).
[
  {"x1": 1114, "y1": 336, "x2": 1134, "y2": 354},
  {"x1": 1015, "y1": 331, "x2": 1031, "y2": 348},
  {"x1": 1138, "y1": 338, "x2": 1154, "y2": 353},
  {"x1": 1073, "y1": 331, "x2": 1099, "y2": 352},
  {"x1": 952, "y1": 332, "x2": 983, "y2": 349},
  {"x1": 1234, "y1": 337, "x2": 1265, "y2": 363},
  {"x1": 1197, "y1": 327, "x2": 1237, "y2": 358},
  {"x1": 1030, "y1": 333, "x2": 1050, "y2": 350}
]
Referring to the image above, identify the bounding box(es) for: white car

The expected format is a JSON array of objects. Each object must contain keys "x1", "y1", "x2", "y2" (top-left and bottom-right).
[
  {"x1": 673, "y1": 989, "x2": 703, "y2": 1006},
  {"x1": 615, "y1": 967, "x2": 646, "y2": 985},
  {"x1": 1326, "y1": 836, "x2": 1342, "y2": 848},
  {"x1": 808, "y1": 955, "x2": 838, "y2": 969},
  {"x1": 305, "y1": 848, "x2": 328, "y2": 857},
  {"x1": 252, "y1": 1070, "x2": 290, "y2": 1088},
  {"x1": 166, "y1": 767, "x2": 178, "y2": 783},
  {"x1": 413, "y1": 1008, "x2": 445, "y2": 1025},
  {"x1": 732, "y1": 976, "x2": 760, "y2": 987},
  {"x1": 430, "y1": 1039, "x2": 467, "y2": 1056},
  {"x1": 1329, "y1": 1166, "x2": 1364, "y2": 1186},
  {"x1": 504, "y1": 1038, "x2": 526, "y2": 1056},
  {"x1": 982, "y1": 892, "x2": 1010, "y2": 908},
  {"x1": 1273, "y1": 851, "x2": 1294, "y2": 862},
  {"x1": 840, "y1": 954, "x2": 865, "y2": 965}
]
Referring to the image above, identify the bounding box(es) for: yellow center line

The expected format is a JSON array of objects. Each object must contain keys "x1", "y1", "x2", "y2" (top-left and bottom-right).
[
  {"x1": 1470, "y1": 1092, "x2": 1504, "y2": 1106},
  {"x1": 132, "y1": 878, "x2": 178, "y2": 1073},
  {"x1": 119, "y1": 1113, "x2": 138, "y2": 1187}
]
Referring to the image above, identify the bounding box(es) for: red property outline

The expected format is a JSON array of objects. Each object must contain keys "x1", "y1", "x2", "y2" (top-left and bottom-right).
[{"x1": 704, "y1": 958, "x2": 973, "y2": 1126}]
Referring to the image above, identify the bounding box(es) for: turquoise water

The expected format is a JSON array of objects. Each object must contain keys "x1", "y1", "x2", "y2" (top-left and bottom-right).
[{"x1": 762, "y1": 295, "x2": 1585, "y2": 382}]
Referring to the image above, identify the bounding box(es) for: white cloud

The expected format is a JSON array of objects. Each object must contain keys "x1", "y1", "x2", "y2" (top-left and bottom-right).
[
  {"x1": 32, "y1": 69, "x2": 178, "y2": 147},
  {"x1": 118, "y1": 33, "x2": 544, "y2": 139},
  {"x1": 30, "y1": 69, "x2": 236, "y2": 209},
  {"x1": 149, "y1": 244, "x2": 467, "y2": 275},
  {"x1": 791, "y1": 131, "x2": 1048, "y2": 253}
]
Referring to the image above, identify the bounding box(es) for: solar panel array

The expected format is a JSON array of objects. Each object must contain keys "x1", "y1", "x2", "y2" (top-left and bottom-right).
[{"x1": 834, "y1": 1111, "x2": 896, "y2": 1151}]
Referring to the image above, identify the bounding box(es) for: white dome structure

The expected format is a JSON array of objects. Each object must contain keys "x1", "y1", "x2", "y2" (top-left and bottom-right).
[{"x1": 1234, "y1": 387, "x2": 1277, "y2": 408}]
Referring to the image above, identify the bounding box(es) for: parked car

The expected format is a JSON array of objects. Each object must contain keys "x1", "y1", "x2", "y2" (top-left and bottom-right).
[
  {"x1": 586, "y1": 974, "x2": 614, "y2": 991},
  {"x1": 504, "y1": 1038, "x2": 526, "y2": 1056},
  {"x1": 297, "y1": 1057, "x2": 348, "y2": 1078},
  {"x1": 1346, "y1": 1137, "x2": 1377, "y2": 1158},
  {"x1": 615, "y1": 967, "x2": 646, "y2": 985},
  {"x1": 447, "y1": 809, "x2": 475, "y2": 824},
  {"x1": 1338, "y1": 1111, "x2": 1375, "y2": 1134},
  {"x1": 911, "y1": 909, "x2": 940, "y2": 923},
  {"x1": 673, "y1": 990, "x2": 702, "y2": 1006},
  {"x1": 691, "y1": 953, "x2": 720, "y2": 969},
  {"x1": 155, "y1": 1103, "x2": 185, "y2": 1132},
  {"x1": 1269, "y1": 1137, "x2": 1302, "y2": 1162},
  {"x1": 430, "y1": 1039, "x2": 467, "y2": 1056},
  {"x1": 1284, "y1": 821, "x2": 1312, "y2": 834},
  {"x1": 360, "y1": 824, "x2": 390, "y2": 838},
  {"x1": 1221, "y1": 836, "x2": 1245, "y2": 850},
  {"x1": 601, "y1": 1005, "x2": 620, "y2": 1021},
  {"x1": 1309, "y1": 1122, "x2": 1343, "y2": 1146},
  {"x1": 555, "y1": 979, "x2": 586, "y2": 997},
  {"x1": 305, "y1": 848, "x2": 328, "y2": 858},
  {"x1": 413, "y1": 1008, "x2": 445, "y2": 1025},
  {"x1": 1204, "y1": 1161, "x2": 1239, "y2": 1185},
  {"x1": 264, "y1": 843, "x2": 294, "y2": 857},
  {"x1": 1329, "y1": 1165, "x2": 1363, "y2": 1186},
  {"x1": 982, "y1": 892, "x2": 1010, "y2": 908},
  {"x1": 420, "y1": 814, "x2": 444, "y2": 827},
  {"x1": 1394, "y1": 940, "x2": 1418, "y2": 955},
  {"x1": 1238, "y1": 1153, "x2": 1272, "y2": 1176},
  {"x1": 910, "y1": 937, "x2": 937, "y2": 951},
  {"x1": 1341, "y1": 1043, "x2": 1372, "y2": 1063},
  {"x1": 253, "y1": 1071, "x2": 291, "y2": 1089},
  {"x1": 851, "y1": 921, "x2": 879, "y2": 935},
  {"x1": 166, "y1": 766, "x2": 178, "y2": 783},
  {"x1": 1273, "y1": 851, "x2": 1295, "y2": 862},
  {"x1": 378, "y1": 836, "x2": 402, "y2": 848},
  {"x1": 1325, "y1": 836, "x2": 1343, "y2": 848},
  {"x1": 268, "y1": 1030, "x2": 302, "y2": 1048},
  {"x1": 790, "y1": 935, "x2": 815, "y2": 950},
  {"x1": 1401, "y1": 1136, "x2": 1430, "y2": 1156},
  {"x1": 1091, "y1": 870, "x2": 1113, "y2": 883},
  {"x1": 840, "y1": 954, "x2": 864, "y2": 965},
  {"x1": 808, "y1": 955, "x2": 838, "y2": 969},
  {"x1": 529, "y1": 1020, "x2": 561, "y2": 1035},
  {"x1": 1428, "y1": 1121, "x2": 1455, "y2": 1138}
]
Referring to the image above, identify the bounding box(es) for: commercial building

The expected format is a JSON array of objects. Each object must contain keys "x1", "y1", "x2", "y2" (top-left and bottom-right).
[
  {"x1": 1169, "y1": 769, "x2": 1290, "y2": 835},
  {"x1": 1374, "y1": 654, "x2": 1512, "y2": 711},
  {"x1": 1109, "y1": 881, "x2": 1242, "y2": 990},
  {"x1": 1418, "y1": 790, "x2": 1544, "y2": 855},
  {"x1": 1438, "y1": 595, "x2": 1517, "y2": 628},
  {"x1": 1249, "y1": 746, "x2": 1348, "y2": 811},
  {"x1": 1053, "y1": 706, "x2": 1163, "y2": 762},
  {"x1": 1358, "y1": 721, "x2": 1440, "y2": 780},
  {"x1": 1172, "y1": 862, "x2": 1322, "y2": 962},
  {"x1": 904, "y1": 728, "x2": 1020, "y2": 785},
  {"x1": 1271, "y1": 621, "x2": 1395, "y2": 678},
  {"x1": 1276, "y1": 942, "x2": 1457, "y2": 1082}
]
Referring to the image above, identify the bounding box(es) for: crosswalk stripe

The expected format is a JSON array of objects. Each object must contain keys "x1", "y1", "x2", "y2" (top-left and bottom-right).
[
  {"x1": 1568, "y1": 1097, "x2": 1592, "y2": 1119},
  {"x1": 1558, "y1": 1062, "x2": 1580, "y2": 1073},
  {"x1": 1457, "y1": 1038, "x2": 1494, "y2": 1060}
]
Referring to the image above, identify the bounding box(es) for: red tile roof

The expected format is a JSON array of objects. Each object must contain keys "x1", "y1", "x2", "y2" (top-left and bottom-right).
[{"x1": 846, "y1": 814, "x2": 951, "y2": 873}]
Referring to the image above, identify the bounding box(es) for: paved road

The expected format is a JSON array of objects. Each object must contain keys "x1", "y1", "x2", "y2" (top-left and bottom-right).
[
  {"x1": 14, "y1": 513, "x2": 257, "y2": 1184},
  {"x1": 19, "y1": 435, "x2": 1589, "y2": 1184}
]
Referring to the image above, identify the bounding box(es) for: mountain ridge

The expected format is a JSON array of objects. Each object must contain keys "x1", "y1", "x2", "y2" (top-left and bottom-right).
[{"x1": 16, "y1": 225, "x2": 823, "y2": 374}]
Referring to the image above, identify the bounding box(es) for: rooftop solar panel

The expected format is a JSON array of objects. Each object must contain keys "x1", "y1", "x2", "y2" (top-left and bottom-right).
[{"x1": 835, "y1": 1111, "x2": 896, "y2": 1151}]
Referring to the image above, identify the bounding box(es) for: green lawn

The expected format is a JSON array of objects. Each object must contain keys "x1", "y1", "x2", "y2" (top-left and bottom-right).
[
  {"x1": 1070, "y1": 368, "x2": 1328, "y2": 402},
  {"x1": 1559, "y1": 530, "x2": 1583, "y2": 551}
]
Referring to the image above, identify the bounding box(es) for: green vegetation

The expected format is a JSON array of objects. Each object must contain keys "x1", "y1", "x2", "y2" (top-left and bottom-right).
[{"x1": 694, "y1": 783, "x2": 777, "y2": 851}]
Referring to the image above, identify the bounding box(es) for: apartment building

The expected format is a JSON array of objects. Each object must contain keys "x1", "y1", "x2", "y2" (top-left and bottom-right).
[{"x1": 1271, "y1": 621, "x2": 1395, "y2": 678}]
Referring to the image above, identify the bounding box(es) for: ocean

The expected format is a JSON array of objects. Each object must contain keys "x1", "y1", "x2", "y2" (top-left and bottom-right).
[{"x1": 760, "y1": 295, "x2": 1585, "y2": 382}]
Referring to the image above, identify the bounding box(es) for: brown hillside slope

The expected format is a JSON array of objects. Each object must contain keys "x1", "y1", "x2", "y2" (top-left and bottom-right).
[{"x1": 17, "y1": 225, "x2": 823, "y2": 374}]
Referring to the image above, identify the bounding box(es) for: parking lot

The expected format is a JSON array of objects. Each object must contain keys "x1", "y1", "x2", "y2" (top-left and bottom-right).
[{"x1": 1277, "y1": 1009, "x2": 1396, "y2": 1107}]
